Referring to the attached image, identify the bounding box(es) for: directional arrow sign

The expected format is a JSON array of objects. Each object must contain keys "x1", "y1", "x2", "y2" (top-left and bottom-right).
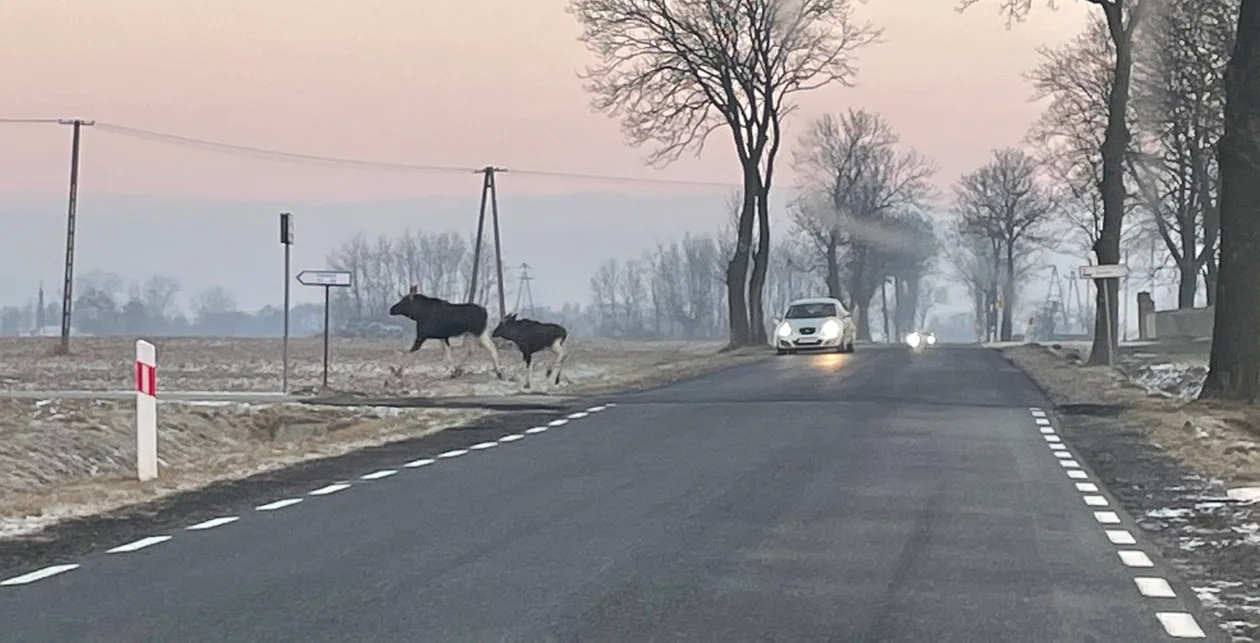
[{"x1": 296, "y1": 270, "x2": 352, "y2": 287}]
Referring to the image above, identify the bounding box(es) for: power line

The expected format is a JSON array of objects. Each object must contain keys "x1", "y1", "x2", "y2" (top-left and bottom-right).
[{"x1": 0, "y1": 117, "x2": 63, "y2": 124}]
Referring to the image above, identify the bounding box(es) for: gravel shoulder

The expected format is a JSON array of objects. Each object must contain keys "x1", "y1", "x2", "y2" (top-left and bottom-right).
[{"x1": 1005, "y1": 343, "x2": 1260, "y2": 642}]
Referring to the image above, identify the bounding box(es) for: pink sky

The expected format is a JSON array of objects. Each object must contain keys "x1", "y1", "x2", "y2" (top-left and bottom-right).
[{"x1": 1, "y1": 0, "x2": 1092, "y2": 201}]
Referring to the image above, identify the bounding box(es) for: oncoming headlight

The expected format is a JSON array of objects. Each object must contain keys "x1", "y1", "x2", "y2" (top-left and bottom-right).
[
  {"x1": 777, "y1": 322, "x2": 792, "y2": 338},
  {"x1": 820, "y1": 319, "x2": 841, "y2": 339},
  {"x1": 906, "y1": 331, "x2": 921, "y2": 348}
]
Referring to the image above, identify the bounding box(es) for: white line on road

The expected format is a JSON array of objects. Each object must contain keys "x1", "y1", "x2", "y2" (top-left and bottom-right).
[
  {"x1": 256, "y1": 498, "x2": 303, "y2": 511},
  {"x1": 1156, "y1": 612, "x2": 1206, "y2": 638},
  {"x1": 1045, "y1": 435, "x2": 1062, "y2": 443},
  {"x1": 567, "y1": 412, "x2": 589, "y2": 419},
  {"x1": 403, "y1": 458, "x2": 435, "y2": 468},
  {"x1": 1051, "y1": 444, "x2": 1069, "y2": 451},
  {"x1": 0, "y1": 564, "x2": 79, "y2": 586},
  {"x1": 499, "y1": 434, "x2": 524, "y2": 443},
  {"x1": 1119, "y1": 550, "x2": 1155, "y2": 567},
  {"x1": 1031, "y1": 410, "x2": 1046, "y2": 417},
  {"x1": 1040, "y1": 427, "x2": 1055, "y2": 434},
  {"x1": 1067, "y1": 470, "x2": 1089, "y2": 479},
  {"x1": 1076, "y1": 482, "x2": 1099, "y2": 492},
  {"x1": 525, "y1": 426, "x2": 548, "y2": 434},
  {"x1": 1135, "y1": 577, "x2": 1177, "y2": 598},
  {"x1": 1035, "y1": 418, "x2": 1051, "y2": 426},
  {"x1": 586, "y1": 405, "x2": 606, "y2": 412},
  {"x1": 309, "y1": 483, "x2": 352, "y2": 496},
  {"x1": 107, "y1": 536, "x2": 172, "y2": 553},
  {"x1": 1094, "y1": 511, "x2": 1121, "y2": 524},
  {"x1": 1054, "y1": 452, "x2": 1072, "y2": 459},
  {"x1": 437, "y1": 449, "x2": 468, "y2": 459},
  {"x1": 605, "y1": 403, "x2": 617, "y2": 407},
  {"x1": 186, "y1": 516, "x2": 240, "y2": 531},
  {"x1": 1060, "y1": 460, "x2": 1081, "y2": 468},
  {"x1": 1083, "y1": 495, "x2": 1109, "y2": 507},
  {"x1": 469, "y1": 442, "x2": 498, "y2": 450},
  {"x1": 360, "y1": 469, "x2": 398, "y2": 480},
  {"x1": 548, "y1": 419, "x2": 569, "y2": 427},
  {"x1": 1106, "y1": 529, "x2": 1137, "y2": 545}
]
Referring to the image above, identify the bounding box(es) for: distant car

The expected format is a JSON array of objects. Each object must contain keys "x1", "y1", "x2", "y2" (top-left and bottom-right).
[
  {"x1": 906, "y1": 330, "x2": 936, "y2": 349},
  {"x1": 773, "y1": 297, "x2": 858, "y2": 355}
]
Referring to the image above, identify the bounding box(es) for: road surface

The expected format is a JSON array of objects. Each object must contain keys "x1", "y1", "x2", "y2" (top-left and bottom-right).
[{"x1": 0, "y1": 345, "x2": 1218, "y2": 641}]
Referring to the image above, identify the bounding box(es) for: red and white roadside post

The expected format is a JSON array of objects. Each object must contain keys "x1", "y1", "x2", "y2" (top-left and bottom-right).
[{"x1": 135, "y1": 340, "x2": 158, "y2": 481}]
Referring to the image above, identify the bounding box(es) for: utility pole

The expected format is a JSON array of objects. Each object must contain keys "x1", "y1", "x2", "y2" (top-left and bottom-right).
[
  {"x1": 514, "y1": 262, "x2": 536, "y2": 317},
  {"x1": 467, "y1": 166, "x2": 508, "y2": 320},
  {"x1": 56, "y1": 118, "x2": 94, "y2": 355}
]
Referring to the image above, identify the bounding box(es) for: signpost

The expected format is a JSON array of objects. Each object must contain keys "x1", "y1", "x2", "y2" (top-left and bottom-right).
[
  {"x1": 135, "y1": 340, "x2": 158, "y2": 482},
  {"x1": 1078, "y1": 263, "x2": 1130, "y2": 367},
  {"x1": 280, "y1": 212, "x2": 294, "y2": 393},
  {"x1": 296, "y1": 269, "x2": 353, "y2": 389}
]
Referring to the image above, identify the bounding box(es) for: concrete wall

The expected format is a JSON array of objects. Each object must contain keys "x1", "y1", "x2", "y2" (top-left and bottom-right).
[{"x1": 1151, "y1": 306, "x2": 1215, "y2": 340}]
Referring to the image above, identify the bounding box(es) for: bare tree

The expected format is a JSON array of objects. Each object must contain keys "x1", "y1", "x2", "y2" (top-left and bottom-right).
[
  {"x1": 962, "y1": 0, "x2": 1153, "y2": 365},
  {"x1": 884, "y1": 213, "x2": 938, "y2": 339},
  {"x1": 953, "y1": 148, "x2": 1058, "y2": 341},
  {"x1": 1201, "y1": 0, "x2": 1260, "y2": 401},
  {"x1": 568, "y1": 0, "x2": 881, "y2": 347}
]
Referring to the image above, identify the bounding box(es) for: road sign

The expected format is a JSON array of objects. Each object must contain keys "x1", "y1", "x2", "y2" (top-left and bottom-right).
[
  {"x1": 1078, "y1": 264, "x2": 1129, "y2": 280},
  {"x1": 280, "y1": 212, "x2": 294, "y2": 245},
  {"x1": 296, "y1": 270, "x2": 352, "y2": 287}
]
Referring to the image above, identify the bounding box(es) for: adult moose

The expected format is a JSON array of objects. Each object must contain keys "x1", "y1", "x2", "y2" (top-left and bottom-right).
[
  {"x1": 491, "y1": 313, "x2": 568, "y2": 389},
  {"x1": 388, "y1": 286, "x2": 504, "y2": 380}
]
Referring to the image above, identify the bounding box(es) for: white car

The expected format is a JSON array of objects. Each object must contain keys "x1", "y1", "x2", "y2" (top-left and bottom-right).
[{"x1": 773, "y1": 297, "x2": 858, "y2": 355}]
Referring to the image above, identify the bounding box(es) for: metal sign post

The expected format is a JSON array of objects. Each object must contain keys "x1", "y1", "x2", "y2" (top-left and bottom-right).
[
  {"x1": 280, "y1": 212, "x2": 294, "y2": 393},
  {"x1": 1079, "y1": 264, "x2": 1129, "y2": 367},
  {"x1": 296, "y1": 269, "x2": 352, "y2": 389}
]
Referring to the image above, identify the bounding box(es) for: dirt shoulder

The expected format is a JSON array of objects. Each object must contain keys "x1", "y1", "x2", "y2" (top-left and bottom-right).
[{"x1": 1004, "y1": 343, "x2": 1260, "y2": 642}]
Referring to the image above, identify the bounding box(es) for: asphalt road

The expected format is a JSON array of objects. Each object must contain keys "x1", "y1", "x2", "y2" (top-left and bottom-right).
[{"x1": 0, "y1": 344, "x2": 1220, "y2": 642}]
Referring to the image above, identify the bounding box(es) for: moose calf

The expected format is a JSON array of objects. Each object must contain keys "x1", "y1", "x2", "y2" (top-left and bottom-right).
[
  {"x1": 491, "y1": 313, "x2": 568, "y2": 389},
  {"x1": 388, "y1": 287, "x2": 504, "y2": 379}
]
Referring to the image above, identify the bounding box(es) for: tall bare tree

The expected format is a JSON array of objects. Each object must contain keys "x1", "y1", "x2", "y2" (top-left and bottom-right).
[
  {"x1": 568, "y1": 0, "x2": 881, "y2": 347},
  {"x1": 1201, "y1": 0, "x2": 1260, "y2": 401},
  {"x1": 962, "y1": 0, "x2": 1153, "y2": 365},
  {"x1": 952, "y1": 148, "x2": 1058, "y2": 341}
]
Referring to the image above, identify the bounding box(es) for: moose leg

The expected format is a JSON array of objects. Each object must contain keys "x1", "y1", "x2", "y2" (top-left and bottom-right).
[
  {"x1": 522, "y1": 352, "x2": 533, "y2": 390},
  {"x1": 478, "y1": 329, "x2": 504, "y2": 380},
  {"x1": 442, "y1": 339, "x2": 458, "y2": 377},
  {"x1": 545, "y1": 338, "x2": 567, "y2": 386},
  {"x1": 409, "y1": 337, "x2": 426, "y2": 353}
]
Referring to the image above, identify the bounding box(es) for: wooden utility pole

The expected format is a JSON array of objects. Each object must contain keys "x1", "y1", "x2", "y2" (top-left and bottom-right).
[
  {"x1": 56, "y1": 118, "x2": 94, "y2": 355},
  {"x1": 467, "y1": 166, "x2": 508, "y2": 320}
]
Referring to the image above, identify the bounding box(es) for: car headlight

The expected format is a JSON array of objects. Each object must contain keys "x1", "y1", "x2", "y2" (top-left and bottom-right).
[
  {"x1": 777, "y1": 322, "x2": 792, "y2": 338},
  {"x1": 906, "y1": 332, "x2": 921, "y2": 348},
  {"x1": 820, "y1": 319, "x2": 841, "y2": 339},
  {"x1": 926, "y1": 334, "x2": 936, "y2": 345}
]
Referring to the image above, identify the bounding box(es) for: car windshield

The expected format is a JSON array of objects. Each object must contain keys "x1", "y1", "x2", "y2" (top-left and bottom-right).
[{"x1": 785, "y1": 303, "x2": 837, "y2": 319}]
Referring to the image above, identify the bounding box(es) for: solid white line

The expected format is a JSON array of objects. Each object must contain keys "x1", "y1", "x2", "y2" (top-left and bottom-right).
[
  {"x1": 309, "y1": 483, "x2": 352, "y2": 496},
  {"x1": 360, "y1": 469, "x2": 398, "y2": 480},
  {"x1": 1095, "y1": 511, "x2": 1121, "y2": 524},
  {"x1": 586, "y1": 405, "x2": 606, "y2": 412},
  {"x1": 1035, "y1": 418, "x2": 1051, "y2": 426},
  {"x1": 525, "y1": 426, "x2": 548, "y2": 434},
  {"x1": 1083, "y1": 495, "x2": 1109, "y2": 507},
  {"x1": 403, "y1": 458, "x2": 435, "y2": 468},
  {"x1": 567, "y1": 412, "x2": 589, "y2": 419},
  {"x1": 1106, "y1": 529, "x2": 1137, "y2": 545},
  {"x1": 256, "y1": 498, "x2": 303, "y2": 511},
  {"x1": 437, "y1": 449, "x2": 468, "y2": 459},
  {"x1": 1156, "y1": 612, "x2": 1206, "y2": 638},
  {"x1": 499, "y1": 434, "x2": 524, "y2": 443},
  {"x1": 1119, "y1": 550, "x2": 1155, "y2": 567},
  {"x1": 186, "y1": 516, "x2": 240, "y2": 531},
  {"x1": 1060, "y1": 460, "x2": 1081, "y2": 468},
  {"x1": 1040, "y1": 427, "x2": 1056, "y2": 434},
  {"x1": 1067, "y1": 470, "x2": 1089, "y2": 479},
  {"x1": 1054, "y1": 451, "x2": 1072, "y2": 459},
  {"x1": 1135, "y1": 577, "x2": 1177, "y2": 598},
  {"x1": 0, "y1": 564, "x2": 80, "y2": 586},
  {"x1": 107, "y1": 535, "x2": 172, "y2": 553},
  {"x1": 548, "y1": 419, "x2": 569, "y2": 427},
  {"x1": 1076, "y1": 482, "x2": 1099, "y2": 492}
]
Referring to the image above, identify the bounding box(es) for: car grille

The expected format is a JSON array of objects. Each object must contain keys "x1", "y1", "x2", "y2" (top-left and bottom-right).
[{"x1": 799, "y1": 327, "x2": 816, "y2": 335}]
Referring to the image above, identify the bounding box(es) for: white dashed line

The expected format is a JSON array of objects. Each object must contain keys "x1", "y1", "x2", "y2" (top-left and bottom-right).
[
  {"x1": 360, "y1": 469, "x2": 398, "y2": 480},
  {"x1": 1135, "y1": 577, "x2": 1177, "y2": 598},
  {"x1": 1076, "y1": 482, "x2": 1099, "y2": 492},
  {"x1": 186, "y1": 516, "x2": 240, "y2": 531},
  {"x1": 1119, "y1": 550, "x2": 1155, "y2": 567},
  {"x1": 1083, "y1": 495, "x2": 1109, "y2": 507},
  {"x1": 548, "y1": 419, "x2": 569, "y2": 427},
  {"x1": 605, "y1": 403, "x2": 617, "y2": 407},
  {"x1": 1156, "y1": 612, "x2": 1206, "y2": 638},
  {"x1": 107, "y1": 536, "x2": 172, "y2": 553},
  {"x1": 567, "y1": 412, "x2": 589, "y2": 419},
  {"x1": 256, "y1": 498, "x2": 303, "y2": 511},
  {"x1": 1054, "y1": 451, "x2": 1072, "y2": 459},
  {"x1": 1045, "y1": 435, "x2": 1062, "y2": 443},
  {"x1": 586, "y1": 405, "x2": 606, "y2": 412},
  {"x1": 1106, "y1": 529, "x2": 1137, "y2": 545},
  {"x1": 0, "y1": 564, "x2": 80, "y2": 586},
  {"x1": 1051, "y1": 444, "x2": 1069, "y2": 451},
  {"x1": 1040, "y1": 427, "x2": 1056, "y2": 434},
  {"x1": 525, "y1": 426, "x2": 548, "y2": 434},
  {"x1": 1094, "y1": 511, "x2": 1121, "y2": 524},
  {"x1": 437, "y1": 449, "x2": 468, "y2": 459},
  {"x1": 469, "y1": 442, "x2": 498, "y2": 450},
  {"x1": 404, "y1": 458, "x2": 435, "y2": 468},
  {"x1": 499, "y1": 434, "x2": 524, "y2": 443},
  {"x1": 1035, "y1": 418, "x2": 1051, "y2": 426},
  {"x1": 1060, "y1": 460, "x2": 1081, "y2": 468},
  {"x1": 1067, "y1": 470, "x2": 1089, "y2": 479},
  {"x1": 1031, "y1": 410, "x2": 1046, "y2": 418},
  {"x1": 309, "y1": 483, "x2": 352, "y2": 496}
]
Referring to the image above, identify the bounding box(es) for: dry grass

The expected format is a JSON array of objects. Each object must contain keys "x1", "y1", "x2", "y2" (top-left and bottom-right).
[{"x1": 1005, "y1": 344, "x2": 1260, "y2": 485}]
